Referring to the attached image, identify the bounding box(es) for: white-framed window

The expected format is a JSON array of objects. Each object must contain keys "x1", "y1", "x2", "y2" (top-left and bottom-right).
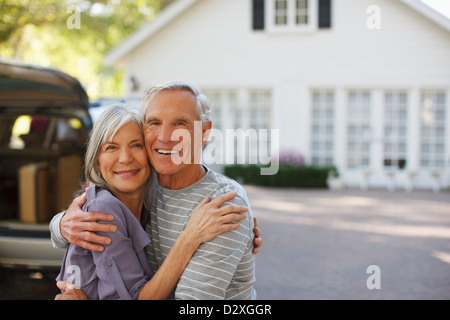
[
  {"x1": 203, "y1": 89, "x2": 239, "y2": 166},
  {"x1": 420, "y1": 90, "x2": 446, "y2": 169},
  {"x1": 203, "y1": 89, "x2": 242, "y2": 132},
  {"x1": 347, "y1": 91, "x2": 371, "y2": 169},
  {"x1": 249, "y1": 90, "x2": 272, "y2": 131},
  {"x1": 203, "y1": 90, "x2": 223, "y2": 131},
  {"x1": 310, "y1": 90, "x2": 334, "y2": 166},
  {"x1": 203, "y1": 88, "x2": 272, "y2": 165},
  {"x1": 383, "y1": 91, "x2": 408, "y2": 169},
  {"x1": 266, "y1": 0, "x2": 318, "y2": 32},
  {"x1": 274, "y1": 0, "x2": 288, "y2": 26},
  {"x1": 248, "y1": 89, "x2": 272, "y2": 164}
]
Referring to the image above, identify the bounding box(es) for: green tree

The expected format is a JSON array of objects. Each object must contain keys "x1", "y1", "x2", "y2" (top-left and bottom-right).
[{"x1": 0, "y1": 0, "x2": 176, "y2": 99}]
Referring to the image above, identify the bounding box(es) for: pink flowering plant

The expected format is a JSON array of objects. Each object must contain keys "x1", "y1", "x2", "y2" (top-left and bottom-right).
[{"x1": 278, "y1": 150, "x2": 304, "y2": 166}]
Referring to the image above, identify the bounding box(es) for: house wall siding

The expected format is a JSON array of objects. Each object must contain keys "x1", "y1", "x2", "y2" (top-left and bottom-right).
[{"x1": 126, "y1": 0, "x2": 450, "y2": 87}]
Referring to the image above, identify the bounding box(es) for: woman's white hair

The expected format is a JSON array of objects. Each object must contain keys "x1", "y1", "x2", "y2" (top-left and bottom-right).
[
  {"x1": 84, "y1": 103, "x2": 155, "y2": 209},
  {"x1": 141, "y1": 81, "x2": 211, "y2": 125}
]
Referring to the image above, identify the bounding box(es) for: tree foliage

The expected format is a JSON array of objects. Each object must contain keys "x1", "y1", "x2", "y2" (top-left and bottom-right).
[{"x1": 0, "y1": 0, "x2": 176, "y2": 98}]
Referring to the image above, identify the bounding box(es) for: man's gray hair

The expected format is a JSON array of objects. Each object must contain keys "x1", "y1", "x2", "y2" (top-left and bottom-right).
[
  {"x1": 141, "y1": 81, "x2": 211, "y2": 124},
  {"x1": 84, "y1": 103, "x2": 150, "y2": 192}
]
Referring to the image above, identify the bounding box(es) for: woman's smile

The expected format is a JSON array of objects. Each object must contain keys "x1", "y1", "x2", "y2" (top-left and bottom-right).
[{"x1": 114, "y1": 169, "x2": 141, "y2": 177}]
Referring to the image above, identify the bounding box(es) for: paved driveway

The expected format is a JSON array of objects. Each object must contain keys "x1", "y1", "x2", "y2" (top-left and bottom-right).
[
  {"x1": 249, "y1": 186, "x2": 450, "y2": 300},
  {"x1": 1, "y1": 186, "x2": 449, "y2": 300}
]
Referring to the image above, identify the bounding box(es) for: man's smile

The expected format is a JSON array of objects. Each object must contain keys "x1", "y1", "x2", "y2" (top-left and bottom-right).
[{"x1": 156, "y1": 149, "x2": 181, "y2": 155}]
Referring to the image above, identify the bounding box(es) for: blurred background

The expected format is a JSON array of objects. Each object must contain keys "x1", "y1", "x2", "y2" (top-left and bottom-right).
[
  {"x1": 2, "y1": 0, "x2": 449, "y2": 190},
  {"x1": 0, "y1": 0, "x2": 449, "y2": 300}
]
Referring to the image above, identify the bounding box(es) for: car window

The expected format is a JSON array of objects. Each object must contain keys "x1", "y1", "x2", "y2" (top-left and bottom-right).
[
  {"x1": 9, "y1": 115, "x2": 34, "y2": 149},
  {"x1": 6, "y1": 115, "x2": 85, "y2": 151}
]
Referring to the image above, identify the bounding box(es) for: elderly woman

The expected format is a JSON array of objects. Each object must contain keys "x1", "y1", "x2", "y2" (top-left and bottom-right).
[{"x1": 56, "y1": 104, "x2": 247, "y2": 300}]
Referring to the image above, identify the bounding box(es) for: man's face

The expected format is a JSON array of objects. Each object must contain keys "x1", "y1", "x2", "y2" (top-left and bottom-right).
[{"x1": 143, "y1": 89, "x2": 211, "y2": 183}]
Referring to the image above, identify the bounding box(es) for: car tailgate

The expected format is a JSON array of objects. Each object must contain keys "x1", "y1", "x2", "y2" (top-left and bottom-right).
[{"x1": 0, "y1": 222, "x2": 64, "y2": 269}]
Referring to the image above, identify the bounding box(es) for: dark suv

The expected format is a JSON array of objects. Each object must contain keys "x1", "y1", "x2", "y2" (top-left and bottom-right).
[{"x1": 0, "y1": 59, "x2": 93, "y2": 270}]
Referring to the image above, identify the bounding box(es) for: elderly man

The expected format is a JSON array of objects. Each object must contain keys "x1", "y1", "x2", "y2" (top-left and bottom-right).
[{"x1": 51, "y1": 81, "x2": 260, "y2": 300}]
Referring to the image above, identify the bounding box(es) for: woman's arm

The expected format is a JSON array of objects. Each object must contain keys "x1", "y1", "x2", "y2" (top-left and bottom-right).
[
  {"x1": 136, "y1": 230, "x2": 197, "y2": 300},
  {"x1": 137, "y1": 192, "x2": 248, "y2": 300}
]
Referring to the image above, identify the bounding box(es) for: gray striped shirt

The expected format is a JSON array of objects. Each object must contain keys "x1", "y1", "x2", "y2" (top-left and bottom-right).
[{"x1": 146, "y1": 167, "x2": 256, "y2": 300}]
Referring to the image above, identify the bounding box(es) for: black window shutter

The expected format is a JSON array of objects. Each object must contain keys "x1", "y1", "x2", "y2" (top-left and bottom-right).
[
  {"x1": 252, "y1": 0, "x2": 265, "y2": 30},
  {"x1": 318, "y1": 0, "x2": 332, "y2": 28}
]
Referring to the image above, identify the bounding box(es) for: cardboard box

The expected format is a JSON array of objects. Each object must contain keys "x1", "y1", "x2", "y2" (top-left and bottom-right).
[
  {"x1": 55, "y1": 155, "x2": 82, "y2": 212},
  {"x1": 19, "y1": 162, "x2": 51, "y2": 223}
]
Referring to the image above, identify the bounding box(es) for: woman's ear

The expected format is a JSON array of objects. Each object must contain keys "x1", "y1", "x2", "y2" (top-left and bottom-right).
[{"x1": 96, "y1": 162, "x2": 102, "y2": 177}]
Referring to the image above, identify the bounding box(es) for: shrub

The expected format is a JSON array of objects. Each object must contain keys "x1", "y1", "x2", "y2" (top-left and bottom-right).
[{"x1": 224, "y1": 164, "x2": 336, "y2": 188}]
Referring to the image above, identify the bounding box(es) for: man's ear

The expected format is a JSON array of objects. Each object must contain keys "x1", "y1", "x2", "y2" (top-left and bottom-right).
[{"x1": 202, "y1": 121, "x2": 212, "y2": 146}]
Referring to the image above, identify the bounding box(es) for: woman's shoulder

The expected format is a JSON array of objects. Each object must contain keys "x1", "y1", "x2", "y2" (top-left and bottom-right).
[
  {"x1": 83, "y1": 185, "x2": 150, "y2": 249},
  {"x1": 84, "y1": 186, "x2": 122, "y2": 210},
  {"x1": 83, "y1": 186, "x2": 128, "y2": 223},
  {"x1": 83, "y1": 186, "x2": 146, "y2": 236}
]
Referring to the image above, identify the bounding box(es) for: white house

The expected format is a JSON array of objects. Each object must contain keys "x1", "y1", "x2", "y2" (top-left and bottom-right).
[{"x1": 104, "y1": 0, "x2": 450, "y2": 191}]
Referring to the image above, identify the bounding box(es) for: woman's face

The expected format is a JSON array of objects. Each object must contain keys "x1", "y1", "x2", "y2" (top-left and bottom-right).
[{"x1": 97, "y1": 121, "x2": 150, "y2": 197}]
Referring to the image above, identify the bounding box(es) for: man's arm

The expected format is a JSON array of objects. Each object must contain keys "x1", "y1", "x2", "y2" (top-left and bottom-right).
[
  {"x1": 50, "y1": 190, "x2": 262, "y2": 253},
  {"x1": 49, "y1": 192, "x2": 117, "y2": 252},
  {"x1": 50, "y1": 212, "x2": 69, "y2": 249}
]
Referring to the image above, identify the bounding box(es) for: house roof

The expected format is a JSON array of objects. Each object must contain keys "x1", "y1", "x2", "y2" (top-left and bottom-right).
[
  {"x1": 104, "y1": 0, "x2": 200, "y2": 66},
  {"x1": 400, "y1": 0, "x2": 450, "y2": 31},
  {"x1": 104, "y1": 0, "x2": 450, "y2": 67}
]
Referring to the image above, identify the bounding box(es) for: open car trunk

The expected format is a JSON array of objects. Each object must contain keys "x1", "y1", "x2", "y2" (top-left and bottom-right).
[{"x1": 0, "y1": 60, "x2": 92, "y2": 269}]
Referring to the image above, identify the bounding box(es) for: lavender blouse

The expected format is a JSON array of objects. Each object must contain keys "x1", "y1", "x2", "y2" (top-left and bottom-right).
[{"x1": 56, "y1": 186, "x2": 154, "y2": 300}]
